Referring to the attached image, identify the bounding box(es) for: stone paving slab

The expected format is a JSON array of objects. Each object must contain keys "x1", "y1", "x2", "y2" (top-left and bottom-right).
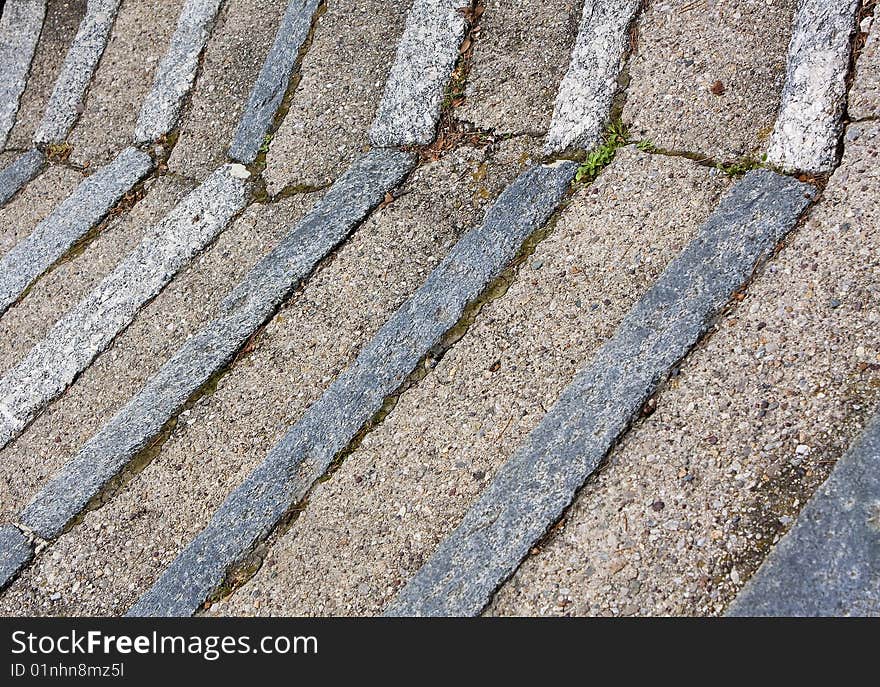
[
  {"x1": 263, "y1": 0, "x2": 407, "y2": 192},
  {"x1": 167, "y1": 0, "x2": 290, "y2": 178},
  {"x1": 489, "y1": 122, "x2": 880, "y2": 618},
  {"x1": 0, "y1": 525, "x2": 31, "y2": 589},
  {"x1": 625, "y1": 0, "x2": 797, "y2": 161},
  {"x1": 457, "y1": 0, "x2": 582, "y2": 136},
  {"x1": 0, "y1": 150, "x2": 45, "y2": 207},
  {"x1": 68, "y1": 0, "x2": 185, "y2": 166},
  {"x1": 0, "y1": 140, "x2": 536, "y2": 616},
  {"x1": 0, "y1": 0, "x2": 47, "y2": 148},
  {"x1": 212, "y1": 147, "x2": 730, "y2": 616},
  {"x1": 0, "y1": 164, "x2": 249, "y2": 451},
  {"x1": 34, "y1": 0, "x2": 123, "y2": 146},
  {"x1": 728, "y1": 407, "x2": 880, "y2": 616},
  {"x1": 5, "y1": 0, "x2": 83, "y2": 150},
  {"x1": 0, "y1": 147, "x2": 153, "y2": 317}
]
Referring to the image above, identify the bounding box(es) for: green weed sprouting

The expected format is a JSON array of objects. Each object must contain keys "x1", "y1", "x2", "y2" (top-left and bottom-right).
[{"x1": 575, "y1": 120, "x2": 629, "y2": 183}]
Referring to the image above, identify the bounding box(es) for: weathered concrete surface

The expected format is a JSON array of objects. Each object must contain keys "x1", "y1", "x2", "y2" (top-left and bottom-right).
[
  {"x1": 0, "y1": 0, "x2": 47, "y2": 148},
  {"x1": 133, "y1": 0, "x2": 225, "y2": 144},
  {"x1": 728, "y1": 408, "x2": 880, "y2": 616},
  {"x1": 0, "y1": 165, "x2": 82, "y2": 258},
  {"x1": 68, "y1": 0, "x2": 185, "y2": 166},
  {"x1": 0, "y1": 525, "x2": 32, "y2": 589},
  {"x1": 18, "y1": 150, "x2": 412, "y2": 544},
  {"x1": 213, "y1": 147, "x2": 731, "y2": 617},
  {"x1": 388, "y1": 170, "x2": 812, "y2": 617},
  {"x1": 766, "y1": 0, "x2": 859, "y2": 173},
  {"x1": 34, "y1": 0, "x2": 123, "y2": 146},
  {"x1": 167, "y1": 0, "x2": 291, "y2": 178},
  {"x1": 0, "y1": 165, "x2": 249, "y2": 451},
  {"x1": 0, "y1": 147, "x2": 153, "y2": 316},
  {"x1": 263, "y1": 0, "x2": 407, "y2": 192},
  {"x1": 544, "y1": 0, "x2": 640, "y2": 154},
  {"x1": 0, "y1": 140, "x2": 536, "y2": 616},
  {"x1": 626, "y1": 0, "x2": 797, "y2": 160},
  {"x1": 849, "y1": 19, "x2": 880, "y2": 121},
  {"x1": 369, "y1": 0, "x2": 466, "y2": 147},
  {"x1": 5, "y1": 0, "x2": 84, "y2": 150},
  {"x1": 227, "y1": 0, "x2": 321, "y2": 166},
  {"x1": 458, "y1": 0, "x2": 581, "y2": 136},
  {"x1": 0, "y1": 177, "x2": 283, "y2": 525},
  {"x1": 0, "y1": 150, "x2": 45, "y2": 207},
  {"x1": 0, "y1": 177, "x2": 192, "y2": 382},
  {"x1": 489, "y1": 124, "x2": 880, "y2": 618}
]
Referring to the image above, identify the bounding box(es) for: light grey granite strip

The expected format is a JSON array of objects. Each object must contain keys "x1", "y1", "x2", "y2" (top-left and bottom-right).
[
  {"x1": 544, "y1": 0, "x2": 640, "y2": 154},
  {"x1": 0, "y1": 149, "x2": 45, "y2": 207},
  {"x1": 0, "y1": 524, "x2": 32, "y2": 590},
  {"x1": 385, "y1": 170, "x2": 814, "y2": 617},
  {"x1": 33, "y1": 0, "x2": 123, "y2": 146},
  {"x1": 728, "y1": 408, "x2": 880, "y2": 617},
  {"x1": 0, "y1": 146, "x2": 153, "y2": 316},
  {"x1": 767, "y1": 0, "x2": 859, "y2": 173},
  {"x1": 133, "y1": 0, "x2": 225, "y2": 144},
  {"x1": 0, "y1": 164, "x2": 250, "y2": 452},
  {"x1": 129, "y1": 160, "x2": 578, "y2": 617},
  {"x1": 17, "y1": 149, "x2": 414, "y2": 546},
  {"x1": 0, "y1": 0, "x2": 47, "y2": 148},
  {"x1": 227, "y1": 0, "x2": 321, "y2": 165},
  {"x1": 368, "y1": 0, "x2": 468, "y2": 147}
]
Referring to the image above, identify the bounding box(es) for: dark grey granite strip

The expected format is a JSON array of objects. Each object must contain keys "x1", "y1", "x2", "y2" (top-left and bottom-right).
[
  {"x1": 0, "y1": 524, "x2": 33, "y2": 591},
  {"x1": 369, "y1": 0, "x2": 467, "y2": 147},
  {"x1": 16, "y1": 149, "x2": 414, "y2": 547},
  {"x1": 133, "y1": 0, "x2": 224, "y2": 144},
  {"x1": 33, "y1": 0, "x2": 123, "y2": 145},
  {"x1": 227, "y1": 0, "x2": 321, "y2": 165},
  {"x1": 0, "y1": 149, "x2": 44, "y2": 207},
  {"x1": 0, "y1": 146, "x2": 153, "y2": 317},
  {"x1": 728, "y1": 408, "x2": 880, "y2": 617},
  {"x1": 0, "y1": 0, "x2": 47, "y2": 148},
  {"x1": 385, "y1": 170, "x2": 814, "y2": 617},
  {"x1": 0, "y1": 163, "x2": 249, "y2": 453},
  {"x1": 128, "y1": 159, "x2": 578, "y2": 617}
]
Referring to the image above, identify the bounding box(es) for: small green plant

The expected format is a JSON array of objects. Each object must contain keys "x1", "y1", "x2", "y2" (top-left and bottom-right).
[
  {"x1": 575, "y1": 120, "x2": 629, "y2": 183},
  {"x1": 258, "y1": 133, "x2": 273, "y2": 154},
  {"x1": 636, "y1": 138, "x2": 656, "y2": 153},
  {"x1": 716, "y1": 154, "x2": 765, "y2": 176}
]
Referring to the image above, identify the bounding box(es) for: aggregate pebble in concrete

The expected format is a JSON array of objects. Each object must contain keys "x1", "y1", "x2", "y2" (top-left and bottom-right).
[
  {"x1": 369, "y1": 0, "x2": 466, "y2": 147},
  {"x1": 544, "y1": 0, "x2": 640, "y2": 154},
  {"x1": 0, "y1": 525, "x2": 32, "y2": 589},
  {"x1": 0, "y1": 164, "x2": 81, "y2": 257},
  {"x1": 133, "y1": 0, "x2": 225, "y2": 145},
  {"x1": 67, "y1": 0, "x2": 185, "y2": 166},
  {"x1": 389, "y1": 169, "x2": 812, "y2": 617},
  {"x1": 34, "y1": 0, "x2": 123, "y2": 146},
  {"x1": 0, "y1": 0, "x2": 47, "y2": 148},
  {"x1": 227, "y1": 0, "x2": 322, "y2": 166},
  {"x1": 212, "y1": 147, "x2": 730, "y2": 617},
  {"x1": 489, "y1": 123, "x2": 880, "y2": 618},
  {"x1": 0, "y1": 150, "x2": 45, "y2": 207},
  {"x1": 0, "y1": 139, "x2": 536, "y2": 616},
  {"x1": 0, "y1": 147, "x2": 153, "y2": 317},
  {"x1": 0, "y1": 164, "x2": 249, "y2": 451},
  {"x1": 729, "y1": 409, "x2": 880, "y2": 616},
  {"x1": 457, "y1": 0, "x2": 582, "y2": 136},
  {"x1": 5, "y1": 0, "x2": 85, "y2": 150},
  {"x1": 766, "y1": 0, "x2": 859, "y2": 173},
  {"x1": 850, "y1": 20, "x2": 880, "y2": 120},
  {"x1": 168, "y1": 0, "x2": 296, "y2": 177},
  {"x1": 19, "y1": 149, "x2": 412, "y2": 544},
  {"x1": 626, "y1": 0, "x2": 797, "y2": 160},
  {"x1": 263, "y1": 0, "x2": 407, "y2": 192}
]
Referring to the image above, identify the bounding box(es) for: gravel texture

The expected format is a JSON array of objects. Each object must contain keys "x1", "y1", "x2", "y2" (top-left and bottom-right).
[
  {"x1": 457, "y1": 0, "x2": 582, "y2": 136},
  {"x1": 625, "y1": 0, "x2": 797, "y2": 161},
  {"x1": 67, "y1": 0, "x2": 185, "y2": 166},
  {"x1": 211, "y1": 147, "x2": 731, "y2": 617},
  {"x1": 850, "y1": 18, "x2": 880, "y2": 120},
  {"x1": 489, "y1": 122, "x2": 880, "y2": 618},
  {"x1": 0, "y1": 0, "x2": 48, "y2": 148},
  {"x1": 262, "y1": 0, "x2": 407, "y2": 192},
  {"x1": 0, "y1": 139, "x2": 537, "y2": 616}
]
